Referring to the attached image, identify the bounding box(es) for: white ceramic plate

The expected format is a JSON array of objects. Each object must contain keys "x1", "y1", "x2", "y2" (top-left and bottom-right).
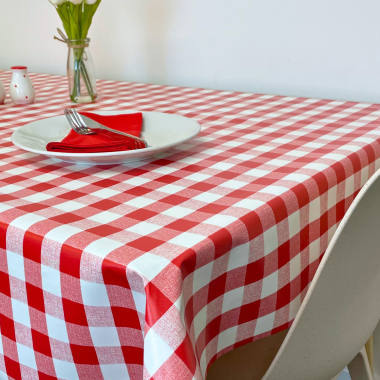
[{"x1": 11, "y1": 111, "x2": 201, "y2": 165}]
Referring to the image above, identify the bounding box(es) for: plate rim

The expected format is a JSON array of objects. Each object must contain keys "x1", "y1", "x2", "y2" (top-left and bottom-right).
[{"x1": 11, "y1": 110, "x2": 201, "y2": 158}]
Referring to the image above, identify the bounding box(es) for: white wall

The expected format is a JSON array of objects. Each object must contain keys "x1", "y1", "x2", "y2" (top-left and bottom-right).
[{"x1": 1, "y1": 0, "x2": 380, "y2": 103}]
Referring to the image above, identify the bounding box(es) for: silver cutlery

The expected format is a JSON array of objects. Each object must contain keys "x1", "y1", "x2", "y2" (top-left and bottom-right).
[{"x1": 64, "y1": 108, "x2": 148, "y2": 149}]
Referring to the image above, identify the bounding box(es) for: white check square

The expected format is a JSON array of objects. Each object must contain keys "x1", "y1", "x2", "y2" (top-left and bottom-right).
[
  {"x1": 203, "y1": 148, "x2": 223, "y2": 156},
  {"x1": 169, "y1": 232, "x2": 205, "y2": 248},
  {"x1": 288, "y1": 211, "x2": 300, "y2": 239},
  {"x1": 132, "y1": 290, "x2": 146, "y2": 314},
  {"x1": 41, "y1": 265, "x2": 61, "y2": 297},
  {"x1": 101, "y1": 364, "x2": 130, "y2": 380},
  {"x1": 193, "y1": 192, "x2": 223, "y2": 203},
  {"x1": 89, "y1": 326, "x2": 120, "y2": 347},
  {"x1": 217, "y1": 326, "x2": 238, "y2": 352},
  {"x1": 245, "y1": 168, "x2": 270, "y2": 177},
  {"x1": 222, "y1": 287, "x2": 244, "y2": 313},
  {"x1": 53, "y1": 358, "x2": 79, "y2": 380},
  {"x1": 84, "y1": 238, "x2": 124, "y2": 259},
  {"x1": 264, "y1": 226, "x2": 278, "y2": 256},
  {"x1": 234, "y1": 199, "x2": 264, "y2": 210},
  {"x1": 210, "y1": 162, "x2": 235, "y2": 170},
  {"x1": 22, "y1": 193, "x2": 54, "y2": 203},
  {"x1": 125, "y1": 197, "x2": 156, "y2": 208},
  {"x1": 309, "y1": 239, "x2": 320, "y2": 264},
  {"x1": 12, "y1": 299, "x2": 31, "y2": 328},
  {"x1": 266, "y1": 159, "x2": 291, "y2": 167},
  {"x1": 186, "y1": 173, "x2": 211, "y2": 182},
  {"x1": 253, "y1": 145, "x2": 274, "y2": 152},
  {"x1": 254, "y1": 312, "x2": 275, "y2": 335},
  {"x1": 54, "y1": 201, "x2": 86, "y2": 212},
  {"x1": 304, "y1": 162, "x2": 329, "y2": 171},
  {"x1": 221, "y1": 180, "x2": 247, "y2": 190},
  {"x1": 124, "y1": 177, "x2": 151, "y2": 186},
  {"x1": 259, "y1": 186, "x2": 289, "y2": 196},
  {"x1": 81, "y1": 280, "x2": 110, "y2": 307},
  {"x1": 6, "y1": 167, "x2": 31, "y2": 175},
  {"x1": 328, "y1": 186, "x2": 337, "y2": 209},
  {"x1": 204, "y1": 215, "x2": 237, "y2": 227},
  {"x1": 162, "y1": 206, "x2": 194, "y2": 218},
  {"x1": 92, "y1": 188, "x2": 121, "y2": 199},
  {"x1": 10, "y1": 213, "x2": 45, "y2": 230},
  {"x1": 88, "y1": 211, "x2": 121, "y2": 224},
  {"x1": 290, "y1": 254, "x2": 301, "y2": 282},
  {"x1": 345, "y1": 175, "x2": 355, "y2": 198},
  {"x1": 127, "y1": 222, "x2": 162, "y2": 235},
  {"x1": 287, "y1": 150, "x2": 308, "y2": 157},
  {"x1": 0, "y1": 204, "x2": 12, "y2": 213},
  {"x1": 261, "y1": 271, "x2": 278, "y2": 298},
  {"x1": 158, "y1": 184, "x2": 185, "y2": 194},
  {"x1": 234, "y1": 153, "x2": 254, "y2": 161},
  {"x1": 144, "y1": 329, "x2": 174, "y2": 377},
  {"x1": 17, "y1": 343, "x2": 37, "y2": 370},
  {"x1": 283, "y1": 173, "x2": 310, "y2": 183},
  {"x1": 128, "y1": 252, "x2": 170, "y2": 282},
  {"x1": 60, "y1": 180, "x2": 88, "y2": 190},
  {"x1": 46, "y1": 314, "x2": 70, "y2": 343},
  {"x1": 228, "y1": 242, "x2": 250, "y2": 271},
  {"x1": 0, "y1": 184, "x2": 23, "y2": 194},
  {"x1": 309, "y1": 197, "x2": 321, "y2": 223},
  {"x1": 193, "y1": 305, "x2": 207, "y2": 339},
  {"x1": 153, "y1": 166, "x2": 178, "y2": 175},
  {"x1": 7, "y1": 251, "x2": 25, "y2": 282},
  {"x1": 193, "y1": 261, "x2": 213, "y2": 294},
  {"x1": 45, "y1": 225, "x2": 82, "y2": 244},
  {"x1": 34, "y1": 173, "x2": 58, "y2": 182}
]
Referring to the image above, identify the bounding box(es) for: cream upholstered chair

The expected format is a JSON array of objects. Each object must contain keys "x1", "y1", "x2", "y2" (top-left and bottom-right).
[{"x1": 208, "y1": 169, "x2": 380, "y2": 380}]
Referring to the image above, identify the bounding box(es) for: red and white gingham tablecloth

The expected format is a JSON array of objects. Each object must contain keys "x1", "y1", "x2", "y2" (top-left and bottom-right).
[{"x1": 0, "y1": 71, "x2": 380, "y2": 380}]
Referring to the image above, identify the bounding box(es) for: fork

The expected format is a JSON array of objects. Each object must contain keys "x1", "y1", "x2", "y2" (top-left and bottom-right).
[{"x1": 64, "y1": 108, "x2": 148, "y2": 149}]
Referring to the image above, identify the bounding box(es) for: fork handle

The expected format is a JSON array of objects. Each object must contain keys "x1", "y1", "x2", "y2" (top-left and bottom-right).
[{"x1": 100, "y1": 126, "x2": 148, "y2": 148}]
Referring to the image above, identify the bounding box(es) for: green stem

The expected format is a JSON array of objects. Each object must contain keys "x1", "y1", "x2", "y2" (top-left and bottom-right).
[
  {"x1": 81, "y1": 61, "x2": 94, "y2": 98},
  {"x1": 80, "y1": 67, "x2": 93, "y2": 100},
  {"x1": 71, "y1": 48, "x2": 83, "y2": 101},
  {"x1": 71, "y1": 47, "x2": 95, "y2": 102}
]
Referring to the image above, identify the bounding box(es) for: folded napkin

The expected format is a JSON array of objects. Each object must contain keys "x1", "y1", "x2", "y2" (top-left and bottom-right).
[{"x1": 46, "y1": 112, "x2": 143, "y2": 153}]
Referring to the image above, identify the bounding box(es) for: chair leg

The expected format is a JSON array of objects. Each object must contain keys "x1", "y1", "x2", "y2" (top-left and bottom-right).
[
  {"x1": 366, "y1": 335, "x2": 374, "y2": 375},
  {"x1": 373, "y1": 320, "x2": 380, "y2": 380},
  {"x1": 348, "y1": 347, "x2": 374, "y2": 380}
]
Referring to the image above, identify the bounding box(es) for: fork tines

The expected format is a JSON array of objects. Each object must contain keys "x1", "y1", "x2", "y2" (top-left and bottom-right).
[{"x1": 64, "y1": 108, "x2": 95, "y2": 135}]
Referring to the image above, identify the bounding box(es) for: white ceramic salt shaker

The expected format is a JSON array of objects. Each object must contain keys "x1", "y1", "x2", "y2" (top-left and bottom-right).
[
  {"x1": 9, "y1": 66, "x2": 36, "y2": 105},
  {"x1": 0, "y1": 80, "x2": 5, "y2": 104}
]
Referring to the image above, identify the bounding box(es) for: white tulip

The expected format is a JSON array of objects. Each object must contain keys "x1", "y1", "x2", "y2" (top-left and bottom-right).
[
  {"x1": 68, "y1": 0, "x2": 83, "y2": 4},
  {"x1": 85, "y1": 0, "x2": 97, "y2": 3},
  {"x1": 48, "y1": 0, "x2": 67, "y2": 5}
]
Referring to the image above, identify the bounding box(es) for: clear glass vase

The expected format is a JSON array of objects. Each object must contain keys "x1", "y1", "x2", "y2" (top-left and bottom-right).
[{"x1": 67, "y1": 39, "x2": 97, "y2": 103}]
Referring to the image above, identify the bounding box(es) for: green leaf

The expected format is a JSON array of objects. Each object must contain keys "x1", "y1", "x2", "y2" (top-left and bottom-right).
[
  {"x1": 81, "y1": 0, "x2": 102, "y2": 39},
  {"x1": 54, "y1": 0, "x2": 101, "y2": 41},
  {"x1": 78, "y1": 2, "x2": 83, "y2": 39},
  {"x1": 56, "y1": 4, "x2": 71, "y2": 39},
  {"x1": 68, "y1": 2, "x2": 81, "y2": 40}
]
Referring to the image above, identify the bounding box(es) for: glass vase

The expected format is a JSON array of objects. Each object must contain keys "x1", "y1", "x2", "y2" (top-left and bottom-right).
[{"x1": 67, "y1": 39, "x2": 97, "y2": 103}]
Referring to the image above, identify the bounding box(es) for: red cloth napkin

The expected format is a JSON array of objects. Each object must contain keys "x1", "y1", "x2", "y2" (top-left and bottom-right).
[{"x1": 46, "y1": 112, "x2": 143, "y2": 153}]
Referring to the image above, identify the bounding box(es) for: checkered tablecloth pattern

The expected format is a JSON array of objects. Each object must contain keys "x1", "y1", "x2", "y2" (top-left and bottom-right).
[{"x1": 1, "y1": 70, "x2": 380, "y2": 380}]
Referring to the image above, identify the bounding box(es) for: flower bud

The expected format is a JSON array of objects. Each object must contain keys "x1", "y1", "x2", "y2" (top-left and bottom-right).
[{"x1": 48, "y1": 0, "x2": 67, "y2": 5}]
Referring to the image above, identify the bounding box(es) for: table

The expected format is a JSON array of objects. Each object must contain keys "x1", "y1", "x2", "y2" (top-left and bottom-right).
[{"x1": 1, "y1": 71, "x2": 380, "y2": 380}]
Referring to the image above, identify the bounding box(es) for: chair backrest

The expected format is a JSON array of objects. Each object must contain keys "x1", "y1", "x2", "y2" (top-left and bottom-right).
[{"x1": 263, "y1": 169, "x2": 380, "y2": 380}]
